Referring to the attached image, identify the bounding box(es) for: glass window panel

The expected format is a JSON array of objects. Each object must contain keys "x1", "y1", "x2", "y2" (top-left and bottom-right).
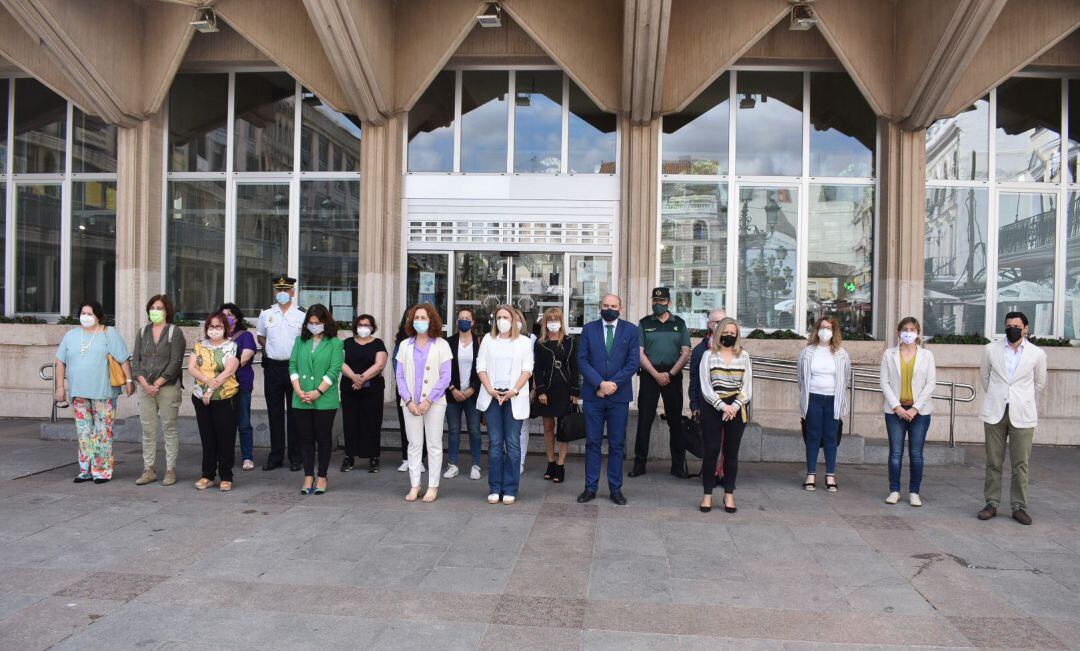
[
  {"x1": 166, "y1": 181, "x2": 226, "y2": 319},
  {"x1": 514, "y1": 71, "x2": 562, "y2": 174},
  {"x1": 455, "y1": 251, "x2": 508, "y2": 329},
  {"x1": 568, "y1": 81, "x2": 616, "y2": 174},
  {"x1": 407, "y1": 253, "x2": 449, "y2": 325},
  {"x1": 923, "y1": 186, "x2": 988, "y2": 337},
  {"x1": 809, "y1": 73, "x2": 875, "y2": 178},
  {"x1": 235, "y1": 184, "x2": 289, "y2": 316},
  {"x1": 806, "y1": 185, "x2": 873, "y2": 335},
  {"x1": 513, "y1": 253, "x2": 563, "y2": 330},
  {"x1": 995, "y1": 78, "x2": 1061, "y2": 183},
  {"x1": 300, "y1": 180, "x2": 359, "y2": 323},
  {"x1": 15, "y1": 184, "x2": 61, "y2": 313},
  {"x1": 0, "y1": 79, "x2": 7, "y2": 174},
  {"x1": 735, "y1": 71, "x2": 802, "y2": 177},
  {"x1": 736, "y1": 186, "x2": 798, "y2": 329},
  {"x1": 168, "y1": 73, "x2": 228, "y2": 173},
  {"x1": 1068, "y1": 80, "x2": 1080, "y2": 183},
  {"x1": 0, "y1": 185, "x2": 4, "y2": 309},
  {"x1": 461, "y1": 71, "x2": 508, "y2": 173},
  {"x1": 13, "y1": 79, "x2": 66, "y2": 174},
  {"x1": 569, "y1": 255, "x2": 611, "y2": 330},
  {"x1": 73, "y1": 108, "x2": 117, "y2": 174},
  {"x1": 662, "y1": 73, "x2": 728, "y2": 175},
  {"x1": 996, "y1": 192, "x2": 1056, "y2": 336},
  {"x1": 70, "y1": 181, "x2": 116, "y2": 316},
  {"x1": 233, "y1": 72, "x2": 295, "y2": 172},
  {"x1": 408, "y1": 70, "x2": 455, "y2": 172},
  {"x1": 1066, "y1": 192, "x2": 1080, "y2": 338},
  {"x1": 925, "y1": 98, "x2": 989, "y2": 181},
  {"x1": 660, "y1": 182, "x2": 727, "y2": 332},
  {"x1": 300, "y1": 89, "x2": 361, "y2": 172}
]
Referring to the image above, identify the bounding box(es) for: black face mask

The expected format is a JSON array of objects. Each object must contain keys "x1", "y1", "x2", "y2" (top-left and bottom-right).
[
  {"x1": 1005, "y1": 326, "x2": 1023, "y2": 344},
  {"x1": 719, "y1": 334, "x2": 737, "y2": 348},
  {"x1": 600, "y1": 308, "x2": 620, "y2": 322}
]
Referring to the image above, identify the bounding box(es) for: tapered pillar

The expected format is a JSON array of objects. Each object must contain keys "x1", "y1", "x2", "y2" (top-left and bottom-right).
[
  {"x1": 618, "y1": 116, "x2": 661, "y2": 322},
  {"x1": 357, "y1": 114, "x2": 404, "y2": 337}
]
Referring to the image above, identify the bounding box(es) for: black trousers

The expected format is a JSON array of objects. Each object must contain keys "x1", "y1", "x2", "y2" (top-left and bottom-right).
[
  {"x1": 263, "y1": 359, "x2": 300, "y2": 465},
  {"x1": 634, "y1": 371, "x2": 686, "y2": 466},
  {"x1": 296, "y1": 408, "x2": 336, "y2": 478},
  {"x1": 699, "y1": 404, "x2": 746, "y2": 494},
  {"x1": 342, "y1": 388, "x2": 383, "y2": 459},
  {"x1": 192, "y1": 395, "x2": 236, "y2": 482}
]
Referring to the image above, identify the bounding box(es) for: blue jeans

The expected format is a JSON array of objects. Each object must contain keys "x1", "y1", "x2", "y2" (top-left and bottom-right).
[
  {"x1": 885, "y1": 412, "x2": 930, "y2": 493},
  {"x1": 583, "y1": 399, "x2": 628, "y2": 493},
  {"x1": 484, "y1": 401, "x2": 521, "y2": 497},
  {"x1": 446, "y1": 395, "x2": 482, "y2": 467},
  {"x1": 805, "y1": 393, "x2": 839, "y2": 475},
  {"x1": 235, "y1": 388, "x2": 254, "y2": 462}
]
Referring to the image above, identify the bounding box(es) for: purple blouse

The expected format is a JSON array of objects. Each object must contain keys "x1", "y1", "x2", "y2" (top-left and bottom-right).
[{"x1": 395, "y1": 337, "x2": 451, "y2": 403}]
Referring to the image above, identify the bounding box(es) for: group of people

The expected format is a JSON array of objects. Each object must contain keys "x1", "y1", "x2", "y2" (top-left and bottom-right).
[{"x1": 53, "y1": 276, "x2": 1047, "y2": 523}]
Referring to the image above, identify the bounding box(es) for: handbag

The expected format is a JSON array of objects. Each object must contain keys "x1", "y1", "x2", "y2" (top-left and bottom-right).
[
  {"x1": 681, "y1": 414, "x2": 704, "y2": 458},
  {"x1": 800, "y1": 418, "x2": 844, "y2": 446},
  {"x1": 556, "y1": 403, "x2": 586, "y2": 442},
  {"x1": 106, "y1": 328, "x2": 125, "y2": 388}
]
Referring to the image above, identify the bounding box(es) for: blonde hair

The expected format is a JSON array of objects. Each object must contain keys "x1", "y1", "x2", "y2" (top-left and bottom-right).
[
  {"x1": 539, "y1": 307, "x2": 566, "y2": 343},
  {"x1": 807, "y1": 315, "x2": 842, "y2": 353},
  {"x1": 489, "y1": 305, "x2": 521, "y2": 338},
  {"x1": 710, "y1": 317, "x2": 743, "y2": 355}
]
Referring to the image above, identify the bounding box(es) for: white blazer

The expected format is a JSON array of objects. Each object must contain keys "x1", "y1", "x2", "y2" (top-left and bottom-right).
[
  {"x1": 475, "y1": 334, "x2": 535, "y2": 420},
  {"x1": 395, "y1": 336, "x2": 454, "y2": 407},
  {"x1": 979, "y1": 340, "x2": 1047, "y2": 428},
  {"x1": 879, "y1": 346, "x2": 937, "y2": 415}
]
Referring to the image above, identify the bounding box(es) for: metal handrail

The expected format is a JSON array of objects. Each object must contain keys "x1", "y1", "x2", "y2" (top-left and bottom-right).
[{"x1": 749, "y1": 355, "x2": 976, "y2": 448}]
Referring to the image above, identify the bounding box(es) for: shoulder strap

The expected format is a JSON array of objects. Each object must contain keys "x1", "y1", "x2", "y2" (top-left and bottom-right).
[{"x1": 167, "y1": 324, "x2": 175, "y2": 344}]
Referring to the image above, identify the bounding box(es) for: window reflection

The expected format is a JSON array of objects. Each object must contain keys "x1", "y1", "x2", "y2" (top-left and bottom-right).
[
  {"x1": 736, "y1": 72, "x2": 802, "y2": 177},
  {"x1": 1065, "y1": 193, "x2": 1080, "y2": 338},
  {"x1": 0, "y1": 79, "x2": 8, "y2": 175},
  {"x1": 408, "y1": 70, "x2": 455, "y2": 172},
  {"x1": 809, "y1": 73, "x2": 875, "y2": 178},
  {"x1": 736, "y1": 187, "x2": 798, "y2": 329},
  {"x1": 1068, "y1": 81, "x2": 1080, "y2": 183},
  {"x1": 169, "y1": 73, "x2": 228, "y2": 173},
  {"x1": 923, "y1": 187, "x2": 988, "y2": 337},
  {"x1": 301, "y1": 90, "x2": 361, "y2": 172},
  {"x1": 996, "y1": 78, "x2": 1061, "y2": 183},
  {"x1": 568, "y1": 82, "x2": 616, "y2": 173},
  {"x1": 662, "y1": 73, "x2": 728, "y2": 175},
  {"x1": 14, "y1": 79, "x2": 66, "y2": 174},
  {"x1": 996, "y1": 192, "x2": 1056, "y2": 335},
  {"x1": 16, "y1": 185, "x2": 62, "y2": 313},
  {"x1": 569, "y1": 255, "x2": 611, "y2": 328},
  {"x1": 235, "y1": 184, "x2": 290, "y2": 315},
  {"x1": 461, "y1": 71, "x2": 508, "y2": 173},
  {"x1": 407, "y1": 254, "x2": 449, "y2": 324},
  {"x1": 806, "y1": 185, "x2": 873, "y2": 334},
  {"x1": 925, "y1": 98, "x2": 989, "y2": 182},
  {"x1": 300, "y1": 180, "x2": 359, "y2": 323},
  {"x1": 233, "y1": 72, "x2": 295, "y2": 173},
  {"x1": 166, "y1": 181, "x2": 226, "y2": 319},
  {"x1": 660, "y1": 183, "x2": 727, "y2": 331},
  {"x1": 514, "y1": 71, "x2": 562, "y2": 173},
  {"x1": 73, "y1": 108, "x2": 118, "y2": 174},
  {"x1": 70, "y1": 182, "x2": 116, "y2": 316}
]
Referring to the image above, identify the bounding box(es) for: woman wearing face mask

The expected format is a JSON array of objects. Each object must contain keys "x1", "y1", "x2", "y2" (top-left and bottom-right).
[
  {"x1": 532, "y1": 307, "x2": 578, "y2": 483},
  {"x1": 444, "y1": 308, "x2": 483, "y2": 481},
  {"x1": 132, "y1": 295, "x2": 186, "y2": 486},
  {"x1": 796, "y1": 316, "x2": 850, "y2": 492},
  {"x1": 697, "y1": 317, "x2": 752, "y2": 513},
  {"x1": 219, "y1": 303, "x2": 257, "y2": 471},
  {"x1": 289, "y1": 304, "x2": 344, "y2": 495},
  {"x1": 476, "y1": 305, "x2": 534, "y2": 505},
  {"x1": 395, "y1": 303, "x2": 453, "y2": 502},
  {"x1": 55, "y1": 302, "x2": 134, "y2": 484},
  {"x1": 340, "y1": 314, "x2": 387, "y2": 474},
  {"x1": 187, "y1": 312, "x2": 240, "y2": 491},
  {"x1": 879, "y1": 317, "x2": 936, "y2": 507}
]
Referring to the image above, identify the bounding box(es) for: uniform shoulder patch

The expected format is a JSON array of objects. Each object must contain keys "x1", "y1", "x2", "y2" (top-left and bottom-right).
[{"x1": 297, "y1": 307, "x2": 306, "y2": 312}]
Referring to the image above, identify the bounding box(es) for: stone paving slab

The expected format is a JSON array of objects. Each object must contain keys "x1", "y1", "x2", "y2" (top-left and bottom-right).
[{"x1": 0, "y1": 420, "x2": 1078, "y2": 648}]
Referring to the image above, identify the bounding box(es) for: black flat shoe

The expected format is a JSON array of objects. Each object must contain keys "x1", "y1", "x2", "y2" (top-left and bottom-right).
[
  {"x1": 289, "y1": 462, "x2": 303, "y2": 472},
  {"x1": 93, "y1": 478, "x2": 110, "y2": 484},
  {"x1": 543, "y1": 461, "x2": 556, "y2": 481},
  {"x1": 73, "y1": 476, "x2": 92, "y2": 483},
  {"x1": 262, "y1": 461, "x2": 282, "y2": 471},
  {"x1": 340, "y1": 457, "x2": 354, "y2": 472},
  {"x1": 368, "y1": 458, "x2": 380, "y2": 473},
  {"x1": 552, "y1": 464, "x2": 565, "y2": 483},
  {"x1": 610, "y1": 491, "x2": 627, "y2": 506},
  {"x1": 628, "y1": 463, "x2": 647, "y2": 477},
  {"x1": 577, "y1": 489, "x2": 596, "y2": 504}
]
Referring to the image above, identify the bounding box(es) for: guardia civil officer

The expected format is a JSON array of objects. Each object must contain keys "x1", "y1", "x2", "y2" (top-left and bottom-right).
[{"x1": 258, "y1": 275, "x2": 306, "y2": 471}]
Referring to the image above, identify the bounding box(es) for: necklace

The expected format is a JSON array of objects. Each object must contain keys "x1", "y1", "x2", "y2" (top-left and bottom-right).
[{"x1": 79, "y1": 328, "x2": 99, "y2": 357}]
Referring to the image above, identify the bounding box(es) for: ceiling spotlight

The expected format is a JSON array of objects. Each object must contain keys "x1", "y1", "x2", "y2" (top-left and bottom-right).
[
  {"x1": 789, "y1": 3, "x2": 817, "y2": 31},
  {"x1": 477, "y1": 3, "x2": 502, "y2": 28},
  {"x1": 190, "y1": 7, "x2": 219, "y2": 34}
]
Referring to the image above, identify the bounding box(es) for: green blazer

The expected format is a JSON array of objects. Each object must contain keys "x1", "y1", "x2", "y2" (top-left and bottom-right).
[{"x1": 288, "y1": 335, "x2": 344, "y2": 410}]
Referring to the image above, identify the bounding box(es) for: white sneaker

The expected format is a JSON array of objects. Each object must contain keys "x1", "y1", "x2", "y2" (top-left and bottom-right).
[
  {"x1": 502, "y1": 495, "x2": 516, "y2": 505},
  {"x1": 443, "y1": 464, "x2": 459, "y2": 479},
  {"x1": 470, "y1": 465, "x2": 482, "y2": 480},
  {"x1": 909, "y1": 493, "x2": 923, "y2": 507},
  {"x1": 487, "y1": 493, "x2": 500, "y2": 504},
  {"x1": 397, "y1": 460, "x2": 409, "y2": 472},
  {"x1": 420, "y1": 463, "x2": 427, "y2": 473},
  {"x1": 520, "y1": 463, "x2": 525, "y2": 474},
  {"x1": 885, "y1": 491, "x2": 900, "y2": 505}
]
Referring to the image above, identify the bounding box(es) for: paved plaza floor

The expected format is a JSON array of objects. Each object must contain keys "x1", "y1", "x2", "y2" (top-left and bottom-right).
[{"x1": 0, "y1": 419, "x2": 1078, "y2": 649}]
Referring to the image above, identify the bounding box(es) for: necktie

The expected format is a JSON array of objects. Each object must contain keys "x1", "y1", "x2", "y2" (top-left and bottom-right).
[{"x1": 605, "y1": 324, "x2": 614, "y2": 354}]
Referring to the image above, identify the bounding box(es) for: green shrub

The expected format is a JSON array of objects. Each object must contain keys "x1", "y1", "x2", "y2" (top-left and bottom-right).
[
  {"x1": 1027, "y1": 336, "x2": 1072, "y2": 347},
  {"x1": 841, "y1": 331, "x2": 875, "y2": 341},
  {"x1": 0, "y1": 315, "x2": 48, "y2": 325},
  {"x1": 927, "y1": 333, "x2": 990, "y2": 345},
  {"x1": 745, "y1": 329, "x2": 805, "y2": 340}
]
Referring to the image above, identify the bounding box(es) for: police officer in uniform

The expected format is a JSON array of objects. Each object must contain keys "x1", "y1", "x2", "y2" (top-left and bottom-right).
[
  {"x1": 630, "y1": 287, "x2": 692, "y2": 478},
  {"x1": 258, "y1": 275, "x2": 306, "y2": 471}
]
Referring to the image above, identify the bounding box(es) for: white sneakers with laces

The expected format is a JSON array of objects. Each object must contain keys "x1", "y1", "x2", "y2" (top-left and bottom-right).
[
  {"x1": 470, "y1": 465, "x2": 482, "y2": 480},
  {"x1": 885, "y1": 491, "x2": 900, "y2": 504},
  {"x1": 487, "y1": 493, "x2": 500, "y2": 504},
  {"x1": 909, "y1": 493, "x2": 923, "y2": 507},
  {"x1": 397, "y1": 460, "x2": 409, "y2": 472},
  {"x1": 443, "y1": 464, "x2": 459, "y2": 479}
]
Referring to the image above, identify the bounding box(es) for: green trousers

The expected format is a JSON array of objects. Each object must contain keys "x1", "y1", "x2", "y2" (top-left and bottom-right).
[
  {"x1": 983, "y1": 409, "x2": 1034, "y2": 511},
  {"x1": 139, "y1": 381, "x2": 183, "y2": 471}
]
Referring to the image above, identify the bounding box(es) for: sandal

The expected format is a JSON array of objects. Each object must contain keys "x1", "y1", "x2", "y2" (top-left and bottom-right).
[
  {"x1": 405, "y1": 486, "x2": 421, "y2": 502},
  {"x1": 544, "y1": 461, "x2": 556, "y2": 481},
  {"x1": 194, "y1": 478, "x2": 215, "y2": 490},
  {"x1": 219, "y1": 481, "x2": 233, "y2": 492},
  {"x1": 803, "y1": 474, "x2": 816, "y2": 491},
  {"x1": 552, "y1": 464, "x2": 565, "y2": 483},
  {"x1": 422, "y1": 488, "x2": 438, "y2": 503},
  {"x1": 825, "y1": 475, "x2": 838, "y2": 492}
]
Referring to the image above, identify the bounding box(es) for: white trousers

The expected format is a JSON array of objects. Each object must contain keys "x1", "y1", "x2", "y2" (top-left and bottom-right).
[
  {"x1": 403, "y1": 404, "x2": 446, "y2": 488},
  {"x1": 520, "y1": 418, "x2": 530, "y2": 466}
]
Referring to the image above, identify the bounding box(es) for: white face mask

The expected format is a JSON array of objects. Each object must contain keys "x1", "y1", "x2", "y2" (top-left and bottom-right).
[
  {"x1": 817, "y1": 328, "x2": 833, "y2": 344},
  {"x1": 497, "y1": 318, "x2": 512, "y2": 334},
  {"x1": 207, "y1": 328, "x2": 225, "y2": 340},
  {"x1": 546, "y1": 321, "x2": 561, "y2": 333},
  {"x1": 79, "y1": 314, "x2": 97, "y2": 328},
  {"x1": 357, "y1": 326, "x2": 372, "y2": 338},
  {"x1": 308, "y1": 323, "x2": 324, "y2": 335},
  {"x1": 899, "y1": 331, "x2": 918, "y2": 345}
]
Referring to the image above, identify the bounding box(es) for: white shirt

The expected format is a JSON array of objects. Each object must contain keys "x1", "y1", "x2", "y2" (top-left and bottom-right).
[
  {"x1": 602, "y1": 319, "x2": 618, "y2": 344},
  {"x1": 490, "y1": 337, "x2": 516, "y2": 388},
  {"x1": 809, "y1": 346, "x2": 837, "y2": 395},
  {"x1": 1004, "y1": 338, "x2": 1025, "y2": 383},
  {"x1": 256, "y1": 303, "x2": 305, "y2": 360},
  {"x1": 457, "y1": 339, "x2": 474, "y2": 389}
]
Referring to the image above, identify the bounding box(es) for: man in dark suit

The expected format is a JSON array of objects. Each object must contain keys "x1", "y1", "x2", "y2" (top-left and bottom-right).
[{"x1": 577, "y1": 293, "x2": 640, "y2": 505}]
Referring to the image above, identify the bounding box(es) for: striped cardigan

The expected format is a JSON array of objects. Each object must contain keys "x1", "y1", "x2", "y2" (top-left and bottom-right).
[
  {"x1": 796, "y1": 345, "x2": 850, "y2": 420},
  {"x1": 697, "y1": 349, "x2": 753, "y2": 417}
]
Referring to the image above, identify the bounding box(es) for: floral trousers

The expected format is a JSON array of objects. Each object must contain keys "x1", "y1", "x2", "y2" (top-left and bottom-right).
[{"x1": 73, "y1": 397, "x2": 116, "y2": 479}]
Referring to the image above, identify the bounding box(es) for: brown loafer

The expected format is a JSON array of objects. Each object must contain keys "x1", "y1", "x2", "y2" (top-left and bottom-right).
[
  {"x1": 977, "y1": 504, "x2": 997, "y2": 520},
  {"x1": 1011, "y1": 509, "x2": 1032, "y2": 526}
]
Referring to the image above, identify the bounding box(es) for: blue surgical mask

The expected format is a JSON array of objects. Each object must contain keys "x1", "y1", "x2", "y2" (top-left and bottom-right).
[
  {"x1": 413, "y1": 320, "x2": 429, "y2": 334},
  {"x1": 276, "y1": 291, "x2": 290, "y2": 305},
  {"x1": 458, "y1": 319, "x2": 472, "y2": 333},
  {"x1": 652, "y1": 303, "x2": 668, "y2": 316}
]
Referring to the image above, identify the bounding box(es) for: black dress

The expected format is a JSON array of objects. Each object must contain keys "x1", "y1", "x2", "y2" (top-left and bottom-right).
[
  {"x1": 532, "y1": 336, "x2": 579, "y2": 418},
  {"x1": 340, "y1": 337, "x2": 387, "y2": 459}
]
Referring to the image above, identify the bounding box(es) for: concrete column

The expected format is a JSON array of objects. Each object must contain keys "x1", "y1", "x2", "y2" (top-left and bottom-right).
[
  {"x1": 114, "y1": 111, "x2": 165, "y2": 346},
  {"x1": 357, "y1": 114, "x2": 404, "y2": 336},
  {"x1": 618, "y1": 115, "x2": 661, "y2": 322},
  {"x1": 877, "y1": 119, "x2": 926, "y2": 345}
]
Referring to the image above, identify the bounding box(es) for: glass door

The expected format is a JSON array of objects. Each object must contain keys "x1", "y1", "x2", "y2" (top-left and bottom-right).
[
  {"x1": 568, "y1": 255, "x2": 611, "y2": 330},
  {"x1": 734, "y1": 185, "x2": 799, "y2": 329},
  {"x1": 512, "y1": 253, "x2": 564, "y2": 335},
  {"x1": 455, "y1": 251, "x2": 509, "y2": 330}
]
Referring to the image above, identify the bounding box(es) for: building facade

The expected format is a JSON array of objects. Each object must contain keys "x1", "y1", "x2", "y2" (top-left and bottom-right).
[{"x1": 1, "y1": 0, "x2": 1079, "y2": 444}]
